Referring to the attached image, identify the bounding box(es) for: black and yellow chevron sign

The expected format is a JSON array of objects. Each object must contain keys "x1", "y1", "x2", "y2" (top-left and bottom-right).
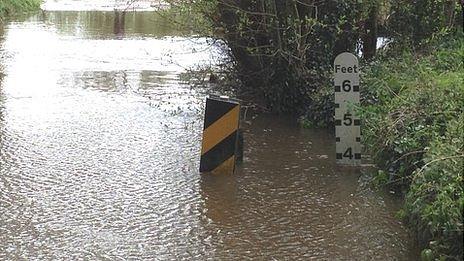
[{"x1": 200, "y1": 97, "x2": 241, "y2": 174}]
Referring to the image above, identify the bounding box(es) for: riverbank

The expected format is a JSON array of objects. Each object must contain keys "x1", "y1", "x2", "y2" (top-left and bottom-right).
[
  {"x1": 360, "y1": 33, "x2": 463, "y2": 260},
  {"x1": 0, "y1": 0, "x2": 41, "y2": 20}
]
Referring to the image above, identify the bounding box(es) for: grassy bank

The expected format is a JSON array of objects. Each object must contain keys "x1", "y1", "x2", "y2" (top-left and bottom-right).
[
  {"x1": 359, "y1": 34, "x2": 463, "y2": 260},
  {"x1": 0, "y1": 0, "x2": 41, "y2": 20}
]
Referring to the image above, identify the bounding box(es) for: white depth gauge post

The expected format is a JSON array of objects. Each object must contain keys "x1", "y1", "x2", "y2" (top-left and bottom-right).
[{"x1": 334, "y1": 52, "x2": 361, "y2": 166}]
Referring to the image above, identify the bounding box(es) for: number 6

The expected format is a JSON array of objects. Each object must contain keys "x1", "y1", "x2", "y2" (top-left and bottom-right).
[{"x1": 342, "y1": 80, "x2": 351, "y2": 92}]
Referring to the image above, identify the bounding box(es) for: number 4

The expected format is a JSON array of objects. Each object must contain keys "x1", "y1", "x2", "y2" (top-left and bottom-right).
[{"x1": 343, "y1": 148, "x2": 353, "y2": 159}]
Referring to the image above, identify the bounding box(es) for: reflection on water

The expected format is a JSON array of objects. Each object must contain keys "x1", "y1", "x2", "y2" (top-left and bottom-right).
[
  {"x1": 41, "y1": 0, "x2": 169, "y2": 12},
  {"x1": 40, "y1": 10, "x2": 194, "y2": 38},
  {"x1": 0, "y1": 2, "x2": 418, "y2": 260}
]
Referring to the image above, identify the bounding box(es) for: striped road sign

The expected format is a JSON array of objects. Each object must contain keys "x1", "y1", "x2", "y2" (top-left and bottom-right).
[
  {"x1": 334, "y1": 52, "x2": 361, "y2": 166},
  {"x1": 200, "y1": 96, "x2": 241, "y2": 174}
]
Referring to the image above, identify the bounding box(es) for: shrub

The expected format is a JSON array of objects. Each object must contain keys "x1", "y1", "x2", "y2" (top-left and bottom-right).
[
  {"x1": 405, "y1": 115, "x2": 463, "y2": 260},
  {"x1": 360, "y1": 35, "x2": 463, "y2": 184},
  {"x1": 386, "y1": 0, "x2": 462, "y2": 47},
  {"x1": 359, "y1": 33, "x2": 464, "y2": 259},
  {"x1": 0, "y1": 0, "x2": 41, "y2": 19},
  {"x1": 193, "y1": 0, "x2": 362, "y2": 113}
]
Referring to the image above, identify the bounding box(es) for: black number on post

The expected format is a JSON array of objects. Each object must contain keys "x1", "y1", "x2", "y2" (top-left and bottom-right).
[
  {"x1": 343, "y1": 113, "x2": 353, "y2": 126},
  {"x1": 343, "y1": 148, "x2": 353, "y2": 159},
  {"x1": 342, "y1": 80, "x2": 351, "y2": 92}
]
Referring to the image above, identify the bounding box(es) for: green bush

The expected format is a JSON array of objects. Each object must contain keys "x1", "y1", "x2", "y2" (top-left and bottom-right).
[
  {"x1": 0, "y1": 0, "x2": 41, "y2": 19},
  {"x1": 360, "y1": 34, "x2": 463, "y2": 178},
  {"x1": 193, "y1": 0, "x2": 362, "y2": 113},
  {"x1": 387, "y1": 0, "x2": 462, "y2": 47},
  {"x1": 360, "y1": 34, "x2": 464, "y2": 259},
  {"x1": 300, "y1": 81, "x2": 334, "y2": 127},
  {"x1": 405, "y1": 115, "x2": 463, "y2": 260}
]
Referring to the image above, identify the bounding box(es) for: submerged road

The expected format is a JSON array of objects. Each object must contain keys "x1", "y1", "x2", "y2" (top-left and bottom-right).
[{"x1": 0, "y1": 1, "x2": 418, "y2": 259}]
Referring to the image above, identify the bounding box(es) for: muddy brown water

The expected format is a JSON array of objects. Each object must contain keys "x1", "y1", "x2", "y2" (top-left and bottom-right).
[{"x1": 0, "y1": 1, "x2": 419, "y2": 259}]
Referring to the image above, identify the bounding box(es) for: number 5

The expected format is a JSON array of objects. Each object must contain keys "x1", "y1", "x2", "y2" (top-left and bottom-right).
[{"x1": 343, "y1": 113, "x2": 353, "y2": 126}]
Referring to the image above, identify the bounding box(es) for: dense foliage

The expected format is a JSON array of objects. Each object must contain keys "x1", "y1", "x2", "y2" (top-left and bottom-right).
[
  {"x1": 186, "y1": 0, "x2": 462, "y2": 115},
  {"x1": 387, "y1": 0, "x2": 462, "y2": 47},
  {"x1": 359, "y1": 35, "x2": 463, "y2": 260},
  {"x1": 191, "y1": 0, "x2": 363, "y2": 113},
  {"x1": 0, "y1": 0, "x2": 41, "y2": 19},
  {"x1": 406, "y1": 115, "x2": 463, "y2": 260},
  {"x1": 360, "y1": 36, "x2": 463, "y2": 181}
]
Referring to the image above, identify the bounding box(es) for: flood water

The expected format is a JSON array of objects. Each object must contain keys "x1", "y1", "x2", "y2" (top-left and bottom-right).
[{"x1": 0, "y1": 1, "x2": 418, "y2": 259}]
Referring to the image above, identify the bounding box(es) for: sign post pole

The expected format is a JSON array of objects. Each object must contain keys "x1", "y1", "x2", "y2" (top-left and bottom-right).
[{"x1": 334, "y1": 53, "x2": 361, "y2": 166}]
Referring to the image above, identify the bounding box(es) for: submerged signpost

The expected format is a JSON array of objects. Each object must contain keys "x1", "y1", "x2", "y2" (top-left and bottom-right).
[
  {"x1": 200, "y1": 96, "x2": 241, "y2": 174},
  {"x1": 334, "y1": 53, "x2": 361, "y2": 166}
]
